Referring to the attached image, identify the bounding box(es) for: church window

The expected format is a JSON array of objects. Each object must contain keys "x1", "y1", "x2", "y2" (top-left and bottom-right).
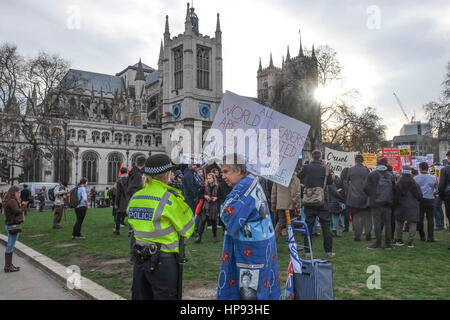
[
  {"x1": 92, "y1": 131, "x2": 100, "y2": 143},
  {"x1": 115, "y1": 132, "x2": 123, "y2": 145},
  {"x1": 78, "y1": 130, "x2": 87, "y2": 142},
  {"x1": 40, "y1": 126, "x2": 50, "y2": 138},
  {"x1": 155, "y1": 136, "x2": 162, "y2": 147},
  {"x1": 52, "y1": 127, "x2": 62, "y2": 138},
  {"x1": 136, "y1": 135, "x2": 143, "y2": 146},
  {"x1": 197, "y1": 46, "x2": 210, "y2": 89},
  {"x1": 124, "y1": 133, "x2": 131, "y2": 146},
  {"x1": 173, "y1": 46, "x2": 183, "y2": 90},
  {"x1": 101, "y1": 132, "x2": 110, "y2": 143},
  {"x1": 144, "y1": 135, "x2": 152, "y2": 146},
  {"x1": 68, "y1": 129, "x2": 76, "y2": 140},
  {"x1": 82, "y1": 151, "x2": 98, "y2": 184},
  {"x1": 107, "y1": 152, "x2": 123, "y2": 184}
]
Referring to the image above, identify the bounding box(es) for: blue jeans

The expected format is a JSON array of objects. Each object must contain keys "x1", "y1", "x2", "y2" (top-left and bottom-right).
[
  {"x1": 331, "y1": 213, "x2": 342, "y2": 231},
  {"x1": 5, "y1": 226, "x2": 20, "y2": 254}
]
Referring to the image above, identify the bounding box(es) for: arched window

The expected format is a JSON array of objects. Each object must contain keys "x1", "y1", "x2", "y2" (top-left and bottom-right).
[
  {"x1": 92, "y1": 131, "x2": 100, "y2": 143},
  {"x1": 136, "y1": 135, "x2": 143, "y2": 146},
  {"x1": 101, "y1": 132, "x2": 110, "y2": 143},
  {"x1": 78, "y1": 130, "x2": 87, "y2": 142},
  {"x1": 124, "y1": 133, "x2": 131, "y2": 146},
  {"x1": 52, "y1": 127, "x2": 62, "y2": 137},
  {"x1": 144, "y1": 135, "x2": 151, "y2": 146},
  {"x1": 23, "y1": 149, "x2": 43, "y2": 182},
  {"x1": 174, "y1": 46, "x2": 183, "y2": 90},
  {"x1": 40, "y1": 126, "x2": 50, "y2": 138},
  {"x1": 68, "y1": 129, "x2": 76, "y2": 140},
  {"x1": 107, "y1": 152, "x2": 123, "y2": 184},
  {"x1": 53, "y1": 150, "x2": 73, "y2": 183},
  {"x1": 197, "y1": 46, "x2": 210, "y2": 89},
  {"x1": 155, "y1": 136, "x2": 162, "y2": 147},
  {"x1": 114, "y1": 132, "x2": 123, "y2": 145},
  {"x1": 82, "y1": 152, "x2": 98, "y2": 183}
]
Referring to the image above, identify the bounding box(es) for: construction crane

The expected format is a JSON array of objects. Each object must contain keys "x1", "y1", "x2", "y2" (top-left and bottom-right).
[{"x1": 393, "y1": 92, "x2": 414, "y2": 123}]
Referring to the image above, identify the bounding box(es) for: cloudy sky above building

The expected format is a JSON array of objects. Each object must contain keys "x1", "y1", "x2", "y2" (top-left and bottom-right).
[{"x1": 1, "y1": 0, "x2": 449, "y2": 140}]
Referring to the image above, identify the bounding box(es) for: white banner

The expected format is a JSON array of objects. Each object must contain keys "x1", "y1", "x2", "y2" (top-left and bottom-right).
[
  {"x1": 203, "y1": 91, "x2": 310, "y2": 187},
  {"x1": 325, "y1": 147, "x2": 357, "y2": 175},
  {"x1": 426, "y1": 154, "x2": 434, "y2": 165}
]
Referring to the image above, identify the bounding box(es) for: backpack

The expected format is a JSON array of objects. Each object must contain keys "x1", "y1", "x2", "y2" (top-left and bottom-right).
[
  {"x1": 303, "y1": 166, "x2": 329, "y2": 206},
  {"x1": 48, "y1": 187, "x2": 56, "y2": 201},
  {"x1": 374, "y1": 171, "x2": 394, "y2": 206},
  {"x1": 68, "y1": 187, "x2": 80, "y2": 208}
]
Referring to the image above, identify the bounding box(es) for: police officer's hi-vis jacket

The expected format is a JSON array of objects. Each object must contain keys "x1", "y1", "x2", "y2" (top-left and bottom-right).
[{"x1": 127, "y1": 179, "x2": 195, "y2": 253}]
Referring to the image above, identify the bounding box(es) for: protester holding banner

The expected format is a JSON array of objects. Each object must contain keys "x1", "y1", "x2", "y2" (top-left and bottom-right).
[
  {"x1": 217, "y1": 154, "x2": 281, "y2": 300},
  {"x1": 299, "y1": 150, "x2": 335, "y2": 259},
  {"x1": 344, "y1": 154, "x2": 372, "y2": 242},
  {"x1": 363, "y1": 158, "x2": 396, "y2": 250}
]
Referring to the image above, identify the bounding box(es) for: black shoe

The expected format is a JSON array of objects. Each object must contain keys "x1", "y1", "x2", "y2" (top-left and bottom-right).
[
  {"x1": 393, "y1": 240, "x2": 404, "y2": 246},
  {"x1": 354, "y1": 238, "x2": 361, "y2": 242},
  {"x1": 343, "y1": 229, "x2": 349, "y2": 233},
  {"x1": 426, "y1": 239, "x2": 438, "y2": 243},
  {"x1": 407, "y1": 241, "x2": 414, "y2": 248},
  {"x1": 194, "y1": 236, "x2": 201, "y2": 244},
  {"x1": 367, "y1": 243, "x2": 381, "y2": 250},
  {"x1": 365, "y1": 236, "x2": 372, "y2": 241},
  {"x1": 384, "y1": 245, "x2": 393, "y2": 250},
  {"x1": 213, "y1": 236, "x2": 218, "y2": 243},
  {"x1": 420, "y1": 237, "x2": 426, "y2": 242}
]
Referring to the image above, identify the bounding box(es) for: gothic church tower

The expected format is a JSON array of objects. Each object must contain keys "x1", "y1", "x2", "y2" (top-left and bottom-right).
[{"x1": 161, "y1": 3, "x2": 223, "y2": 157}]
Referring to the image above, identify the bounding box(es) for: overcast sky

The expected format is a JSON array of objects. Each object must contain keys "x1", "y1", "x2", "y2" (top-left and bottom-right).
[{"x1": 1, "y1": 0, "x2": 449, "y2": 140}]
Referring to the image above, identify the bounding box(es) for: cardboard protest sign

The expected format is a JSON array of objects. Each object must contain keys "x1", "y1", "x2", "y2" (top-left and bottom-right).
[
  {"x1": 398, "y1": 145, "x2": 412, "y2": 167},
  {"x1": 382, "y1": 147, "x2": 401, "y2": 171},
  {"x1": 435, "y1": 165, "x2": 444, "y2": 179},
  {"x1": 426, "y1": 154, "x2": 434, "y2": 165},
  {"x1": 362, "y1": 153, "x2": 377, "y2": 169},
  {"x1": 324, "y1": 148, "x2": 356, "y2": 175},
  {"x1": 203, "y1": 91, "x2": 310, "y2": 187}
]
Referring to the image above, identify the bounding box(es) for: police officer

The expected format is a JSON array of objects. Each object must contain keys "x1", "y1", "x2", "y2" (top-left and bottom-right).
[{"x1": 128, "y1": 154, "x2": 195, "y2": 300}]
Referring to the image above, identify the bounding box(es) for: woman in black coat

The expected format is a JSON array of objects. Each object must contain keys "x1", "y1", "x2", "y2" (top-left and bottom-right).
[{"x1": 393, "y1": 167, "x2": 423, "y2": 248}]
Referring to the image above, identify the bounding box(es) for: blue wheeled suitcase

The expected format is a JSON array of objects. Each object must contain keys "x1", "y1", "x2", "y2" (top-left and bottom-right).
[{"x1": 292, "y1": 221, "x2": 335, "y2": 300}]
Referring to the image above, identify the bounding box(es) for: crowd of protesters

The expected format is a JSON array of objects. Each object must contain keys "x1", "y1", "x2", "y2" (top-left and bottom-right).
[{"x1": 2, "y1": 148, "x2": 449, "y2": 282}]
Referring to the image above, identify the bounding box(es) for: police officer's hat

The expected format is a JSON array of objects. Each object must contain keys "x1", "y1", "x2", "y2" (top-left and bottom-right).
[{"x1": 144, "y1": 154, "x2": 173, "y2": 176}]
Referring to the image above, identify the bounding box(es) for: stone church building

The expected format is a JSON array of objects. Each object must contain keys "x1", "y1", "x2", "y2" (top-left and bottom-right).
[
  {"x1": 1, "y1": 4, "x2": 223, "y2": 190},
  {"x1": 1, "y1": 4, "x2": 321, "y2": 190}
]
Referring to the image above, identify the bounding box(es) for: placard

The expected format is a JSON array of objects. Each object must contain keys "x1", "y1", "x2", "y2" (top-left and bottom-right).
[
  {"x1": 324, "y1": 147, "x2": 356, "y2": 175},
  {"x1": 203, "y1": 91, "x2": 311, "y2": 187}
]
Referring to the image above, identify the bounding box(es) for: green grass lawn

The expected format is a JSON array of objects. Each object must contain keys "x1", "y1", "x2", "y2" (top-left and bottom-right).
[{"x1": 1, "y1": 207, "x2": 449, "y2": 300}]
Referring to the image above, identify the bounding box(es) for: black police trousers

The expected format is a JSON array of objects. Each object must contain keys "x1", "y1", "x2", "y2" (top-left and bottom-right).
[{"x1": 131, "y1": 252, "x2": 178, "y2": 300}]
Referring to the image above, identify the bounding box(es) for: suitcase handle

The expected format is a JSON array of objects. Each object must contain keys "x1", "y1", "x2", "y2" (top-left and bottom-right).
[
  {"x1": 292, "y1": 220, "x2": 314, "y2": 262},
  {"x1": 292, "y1": 221, "x2": 309, "y2": 237}
]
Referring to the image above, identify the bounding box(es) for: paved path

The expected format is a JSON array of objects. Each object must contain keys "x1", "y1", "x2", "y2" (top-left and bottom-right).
[{"x1": 0, "y1": 247, "x2": 81, "y2": 300}]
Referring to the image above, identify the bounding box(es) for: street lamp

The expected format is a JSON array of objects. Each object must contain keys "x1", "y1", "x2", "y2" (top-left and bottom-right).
[
  {"x1": 75, "y1": 146, "x2": 79, "y2": 184},
  {"x1": 10, "y1": 144, "x2": 15, "y2": 186},
  {"x1": 63, "y1": 112, "x2": 69, "y2": 183}
]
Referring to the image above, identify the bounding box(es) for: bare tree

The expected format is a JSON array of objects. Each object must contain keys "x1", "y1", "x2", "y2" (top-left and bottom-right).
[
  {"x1": 424, "y1": 61, "x2": 450, "y2": 139},
  {"x1": 0, "y1": 42, "x2": 79, "y2": 182}
]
